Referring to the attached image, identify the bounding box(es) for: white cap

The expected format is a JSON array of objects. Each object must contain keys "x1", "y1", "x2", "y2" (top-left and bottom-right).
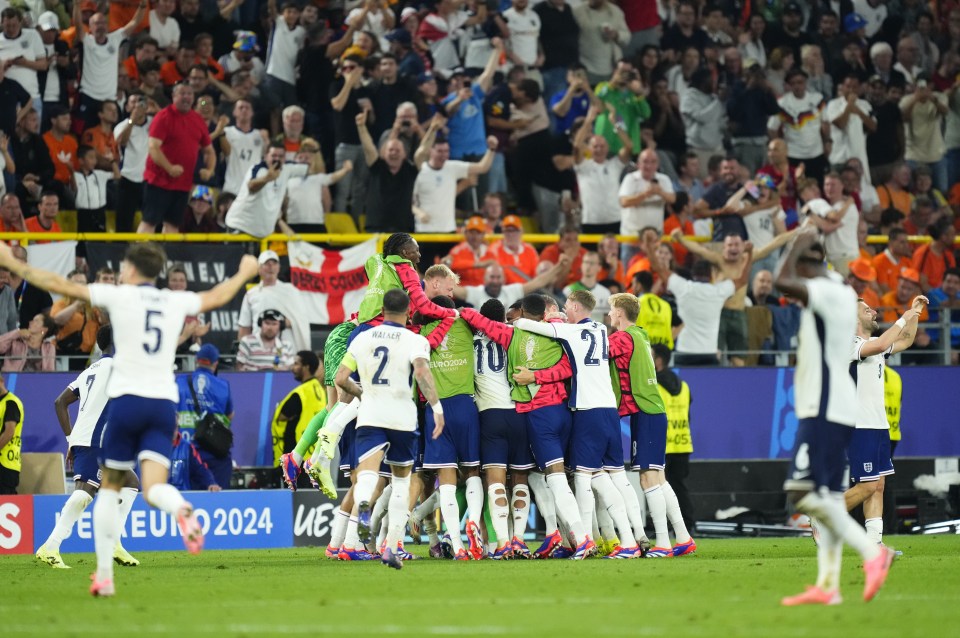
[
  {"x1": 37, "y1": 11, "x2": 60, "y2": 32},
  {"x1": 257, "y1": 250, "x2": 280, "y2": 265},
  {"x1": 400, "y1": 7, "x2": 417, "y2": 23}
]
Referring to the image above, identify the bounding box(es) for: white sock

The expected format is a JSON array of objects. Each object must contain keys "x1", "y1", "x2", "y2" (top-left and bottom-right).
[
  {"x1": 92, "y1": 488, "x2": 120, "y2": 582},
  {"x1": 596, "y1": 504, "x2": 616, "y2": 541},
  {"x1": 798, "y1": 491, "x2": 880, "y2": 561},
  {"x1": 45, "y1": 490, "x2": 93, "y2": 550},
  {"x1": 573, "y1": 472, "x2": 595, "y2": 536},
  {"x1": 611, "y1": 471, "x2": 647, "y2": 541},
  {"x1": 511, "y1": 484, "x2": 529, "y2": 540},
  {"x1": 117, "y1": 487, "x2": 138, "y2": 546},
  {"x1": 386, "y1": 475, "x2": 411, "y2": 549},
  {"x1": 487, "y1": 482, "x2": 510, "y2": 547},
  {"x1": 593, "y1": 473, "x2": 637, "y2": 547},
  {"x1": 815, "y1": 519, "x2": 842, "y2": 591},
  {"x1": 465, "y1": 475, "x2": 484, "y2": 524},
  {"x1": 352, "y1": 470, "x2": 378, "y2": 509},
  {"x1": 662, "y1": 481, "x2": 691, "y2": 544},
  {"x1": 864, "y1": 517, "x2": 883, "y2": 545},
  {"x1": 424, "y1": 514, "x2": 440, "y2": 547},
  {"x1": 644, "y1": 484, "x2": 670, "y2": 549},
  {"x1": 546, "y1": 472, "x2": 586, "y2": 544},
  {"x1": 413, "y1": 490, "x2": 439, "y2": 522},
  {"x1": 344, "y1": 516, "x2": 360, "y2": 549},
  {"x1": 145, "y1": 483, "x2": 186, "y2": 515},
  {"x1": 438, "y1": 484, "x2": 464, "y2": 551},
  {"x1": 330, "y1": 509, "x2": 349, "y2": 548},
  {"x1": 377, "y1": 513, "x2": 389, "y2": 549},
  {"x1": 291, "y1": 451, "x2": 304, "y2": 465},
  {"x1": 628, "y1": 471, "x2": 647, "y2": 523},
  {"x1": 371, "y1": 484, "x2": 392, "y2": 536},
  {"x1": 529, "y1": 472, "x2": 557, "y2": 533}
]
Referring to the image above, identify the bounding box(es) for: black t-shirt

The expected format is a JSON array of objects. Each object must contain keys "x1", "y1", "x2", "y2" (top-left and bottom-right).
[
  {"x1": 702, "y1": 182, "x2": 748, "y2": 241},
  {"x1": 661, "y1": 25, "x2": 710, "y2": 56},
  {"x1": 534, "y1": 1, "x2": 580, "y2": 70},
  {"x1": 370, "y1": 79, "x2": 417, "y2": 139},
  {"x1": 279, "y1": 392, "x2": 302, "y2": 454},
  {"x1": 867, "y1": 102, "x2": 904, "y2": 167},
  {"x1": 0, "y1": 78, "x2": 30, "y2": 137},
  {"x1": 297, "y1": 45, "x2": 335, "y2": 114},
  {"x1": 15, "y1": 282, "x2": 53, "y2": 329},
  {"x1": 329, "y1": 80, "x2": 371, "y2": 146},
  {"x1": 365, "y1": 158, "x2": 417, "y2": 233},
  {"x1": 763, "y1": 27, "x2": 814, "y2": 65}
]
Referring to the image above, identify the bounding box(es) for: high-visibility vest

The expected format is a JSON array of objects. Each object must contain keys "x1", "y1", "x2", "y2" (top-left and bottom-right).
[{"x1": 659, "y1": 381, "x2": 692, "y2": 454}]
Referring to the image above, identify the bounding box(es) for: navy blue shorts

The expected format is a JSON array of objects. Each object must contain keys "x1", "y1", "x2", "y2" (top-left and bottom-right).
[
  {"x1": 848, "y1": 429, "x2": 895, "y2": 483},
  {"x1": 568, "y1": 408, "x2": 624, "y2": 473},
  {"x1": 338, "y1": 420, "x2": 357, "y2": 472},
  {"x1": 480, "y1": 408, "x2": 536, "y2": 471},
  {"x1": 354, "y1": 425, "x2": 420, "y2": 467},
  {"x1": 783, "y1": 417, "x2": 853, "y2": 493},
  {"x1": 525, "y1": 403, "x2": 572, "y2": 470},
  {"x1": 72, "y1": 446, "x2": 102, "y2": 487},
  {"x1": 630, "y1": 411, "x2": 668, "y2": 471},
  {"x1": 423, "y1": 394, "x2": 480, "y2": 469},
  {"x1": 101, "y1": 395, "x2": 177, "y2": 471}
]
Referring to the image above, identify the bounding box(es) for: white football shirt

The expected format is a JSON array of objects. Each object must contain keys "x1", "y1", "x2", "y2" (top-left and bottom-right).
[
  {"x1": 0, "y1": 29, "x2": 46, "y2": 98},
  {"x1": 87, "y1": 284, "x2": 202, "y2": 402},
  {"x1": 513, "y1": 318, "x2": 617, "y2": 410},
  {"x1": 852, "y1": 335, "x2": 890, "y2": 430},
  {"x1": 80, "y1": 31, "x2": 126, "y2": 101},
  {"x1": 793, "y1": 275, "x2": 858, "y2": 425},
  {"x1": 225, "y1": 161, "x2": 308, "y2": 238},
  {"x1": 473, "y1": 332, "x2": 514, "y2": 412},
  {"x1": 618, "y1": 171, "x2": 674, "y2": 235},
  {"x1": 265, "y1": 21, "x2": 305, "y2": 85},
  {"x1": 346, "y1": 322, "x2": 430, "y2": 431},
  {"x1": 576, "y1": 157, "x2": 626, "y2": 225},
  {"x1": 413, "y1": 160, "x2": 471, "y2": 233},
  {"x1": 222, "y1": 126, "x2": 265, "y2": 194},
  {"x1": 67, "y1": 356, "x2": 114, "y2": 448}
]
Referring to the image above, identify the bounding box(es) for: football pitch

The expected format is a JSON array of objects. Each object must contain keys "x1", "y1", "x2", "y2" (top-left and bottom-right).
[{"x1": 5, "y1": 535, "x2": 959, "y2": 638}]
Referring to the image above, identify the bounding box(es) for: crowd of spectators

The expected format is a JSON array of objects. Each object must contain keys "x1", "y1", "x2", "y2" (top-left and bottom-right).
[{"x1": 1, "y1": 0, "x2": 959, "y2": 366}]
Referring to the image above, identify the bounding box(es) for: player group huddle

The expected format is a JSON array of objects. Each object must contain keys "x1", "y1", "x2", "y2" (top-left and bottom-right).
[{"x1": 280, "y1": 233, "x2": 694, "y2": 568}]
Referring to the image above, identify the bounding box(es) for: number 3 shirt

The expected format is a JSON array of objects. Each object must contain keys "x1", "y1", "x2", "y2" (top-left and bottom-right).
[
  {"x1": 851, "y1": 335, "x2": 891, "y2": 430},
  {"x1": 88, "y1": 284, "x2": 201, "y2": 402}
]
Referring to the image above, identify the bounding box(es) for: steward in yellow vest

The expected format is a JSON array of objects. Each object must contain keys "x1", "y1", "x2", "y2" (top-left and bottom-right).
[
  {"x1": 0, "y1": 375, "x2": 25, "y2": 494},
  {"x1": 883, "y1": 366, "x2": 902, "y2": 453},
  {"x1": 651, "y1": 343, "x2": 695, "y2": 528},
  {"x1": 272, "y1": 352, "x2": 326, "y2": 469}
]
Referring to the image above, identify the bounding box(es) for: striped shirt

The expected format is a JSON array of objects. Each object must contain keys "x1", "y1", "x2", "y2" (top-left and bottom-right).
[{"x1": 236, "y1": 333, "x2": 295, "y2": 371}]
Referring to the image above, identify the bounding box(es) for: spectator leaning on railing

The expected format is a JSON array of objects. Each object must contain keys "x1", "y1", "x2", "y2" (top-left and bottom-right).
[{"x1": 0, "y1": 312, "x2": 57, "y2": 372}]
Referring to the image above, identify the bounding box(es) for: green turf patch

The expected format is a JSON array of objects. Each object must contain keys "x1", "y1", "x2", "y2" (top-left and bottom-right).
[{"x1": 5, "y1": 535, "x2": 959, "y2": 637}]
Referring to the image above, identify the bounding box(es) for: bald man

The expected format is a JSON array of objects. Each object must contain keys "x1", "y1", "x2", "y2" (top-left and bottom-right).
[{"x1": 618, "y1": 149, "x2": 676, "y2": 261}]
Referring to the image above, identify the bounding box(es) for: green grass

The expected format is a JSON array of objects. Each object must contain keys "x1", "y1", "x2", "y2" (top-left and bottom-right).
[{"x1": 4, "y1": 535, "x2": 960, "y2": 638}]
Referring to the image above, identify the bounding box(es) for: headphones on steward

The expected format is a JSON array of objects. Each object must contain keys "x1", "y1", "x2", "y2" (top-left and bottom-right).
[{"x1": 258, "y1": 308, "x2": 284, "y2": 327}]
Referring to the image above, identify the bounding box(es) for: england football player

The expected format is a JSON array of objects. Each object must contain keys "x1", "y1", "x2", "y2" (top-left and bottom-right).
[
  {"x1": 36, "y1": 326, "x2": 140, "y2": 569},
  {"x1": 775, "y1": 227, "x2": 895, "y2": 606},
  {"x1": 0, "y1": 242, "x2": 259, "y2": 596},
  {"x1": 335, "y1": 288, "x2": 445, "y2": 570},
  {"x1": 845, "y1": 295, "x2": 926, "y2": 546},
  {"x1": 514, "y1": 290, "x2": 639, "y2": 559}
]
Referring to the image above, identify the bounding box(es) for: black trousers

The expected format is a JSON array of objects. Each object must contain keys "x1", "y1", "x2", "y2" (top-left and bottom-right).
[
  {"x1": 0, "y1": 465, "x2": 19, "y2": 495},
  {"x1": 665, "y1": 453, "x2": 696, "y2": 530},
  {"x1": 116, "y1": 177, "x2": 144, "y2": 233}
]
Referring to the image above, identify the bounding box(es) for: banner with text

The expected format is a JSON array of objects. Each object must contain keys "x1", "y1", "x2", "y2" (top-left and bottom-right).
[
  {"x1": 85, "y1": 242, "x2": 246, "y2": 353},
  {"x1": 288, "y1": 239, "x2": 376, "y2": 325},
  {"x1": 32, "y1": 490, "x2": 293, "y2": 552},
  {"x1": 292, "y1": 490, "x2": 341, "y2": 547}
]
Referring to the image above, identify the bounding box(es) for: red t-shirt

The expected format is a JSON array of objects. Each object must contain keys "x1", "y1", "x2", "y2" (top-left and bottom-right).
[
  {"x1": 621, "y1": 0, "x2": 659, "y2": 30},
  {"x1": 144, "y1": 106, "x2": 212, "y2": 192}
]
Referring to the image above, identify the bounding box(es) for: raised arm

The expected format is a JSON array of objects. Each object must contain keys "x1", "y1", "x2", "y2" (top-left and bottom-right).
[
  {"x1": 670, "y1": 227, "x2": 722, "y2": 265},
  {"x1": 458, "y1": 307, "x2": 513, "y2": 348},
  {"x1": 860, "y1": 295, "x2": 929, "y2": 357},
  {"x1": 774, "y1": 226, "x2": 818, "y2": 305},
  {"x1": 414, "y1": 115, "x2": 444, "y2": 167},
  {"x1": 356, "y1": 111, "x2": 379, "y2": 166},
  {"x1": 331, "y1": 67, "x2": 363, "y2": 112},
  {"x1": 0, "y1": 244, "x2": 89, "y2": 301},
  {"x1": 512, "y1": 317, "x2": 556, "y2": 338},
  {"x1": 753, "y1": 226, "x2": 797, "y2": 261},
  {"x1": 395, "y1": 262, "x2": 458, "y2": 320},
  {"x1": 476, "y1": 37, "x2": 504, "y2": 94},
  {"x1": 521, "y1": 256, "x2": 571, "y2": 294},
  {"x1": 197, "y1": 255, "x2": 259, "y2": 313},
  {"x1": 122, "y1": 1, "x2": 149, "y2": 38},
  {"x1": 467, "y1": 137, "x2": 499, "y2": 176}
]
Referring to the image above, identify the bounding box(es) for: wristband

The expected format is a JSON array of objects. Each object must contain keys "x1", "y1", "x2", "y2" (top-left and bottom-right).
[
  {"x1": 431, "y1": 402, "x2": 443, "y2": 415},
  {"x1": 895, "y1": 317, "x2": 907, "y2": 329}
]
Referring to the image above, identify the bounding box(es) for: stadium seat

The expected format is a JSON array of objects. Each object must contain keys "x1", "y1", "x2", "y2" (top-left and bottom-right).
[
  {"x1": 520, "y1": 216, "x2": 539, "y2": 234},
  {"x1": 326, "y1": 212, "x2": 358, "y2": 235},
  {"x1": 55, "y1": 210, "x2": 77, "y2": 233}
]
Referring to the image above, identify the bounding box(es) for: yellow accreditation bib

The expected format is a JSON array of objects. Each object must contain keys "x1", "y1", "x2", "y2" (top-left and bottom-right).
[
  {"x1": 660, "y1": 381, "x2": 692, "y2": 454},
  {"x1": 884, "y1": 366, "x2": 902, "y2": 442},
  {"x1": 0, "y1": 392, "x2": 25, "y2": 473},
  {"x1": 271, "y1": 378, "x2": 326, "y2": 466}
]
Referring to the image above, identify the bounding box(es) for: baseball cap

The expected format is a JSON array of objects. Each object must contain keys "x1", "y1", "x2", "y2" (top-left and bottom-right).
[
  {"x1": 783, "y1": 2, "x2": 803, "y2": 15},
  {"x1": 190, "y1": 185, "x2": 213, "y2": 203},
  {"x1": 417, "y1": 71, "x2": 435, "y2": 85},
  {"x1": 385, "y1": 28, "x2": 411, "y2": 46},
  {"x1": 400, "y1": 7, "x2": 417, "y2": 24},
  {"x1": 37, "y1": 11, "x2": 60, "y2": 31},
  {"x1": 196, "y1": 343, "x2": 220, "y2": 364},
  {"x1": 465, "y1": 216, "x2": 487, "y2": 232},
  {"x1": 449, "y1": 66, "x2": 467, "y2": 78},
  {"x1": 843, "y1": 12, "x2": 868, "y2": 33},
  {"x1": 258, "y1": 250, "x2": 280, "y2": 265},
  {"x1": 233, "y1": 31, "x2": 259, "y2": 53},
  {"x1": 899, "y1": 267, "x2": 921, "y2": 284},
  {"x1": 848, "y1": 258, "x2": 876, "y2": 282},
  {"x1": 259, "y1": 308, "x2": 284, "y2": 324},
  {"x1": 502, "y1": 214, "x2": 522, "y2": 230}
]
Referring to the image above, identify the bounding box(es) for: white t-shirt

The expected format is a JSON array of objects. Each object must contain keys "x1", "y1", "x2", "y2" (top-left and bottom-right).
[
  {"x1": 852, "y1": 335, "x2": 890, "y2": 430},
  {"x1": 464, "y1": 283, "x2": 525, "y2": 310},
  {"x1": 826, "y1": 96, "x2": 872, "y2": 169},
  {"x1": 562, "y1": 281, "x2": 611, "y2": 322},
  {"x1": 265, "y1": 21, "x2": 305, "y2": 85},
  {"x1": 742, "y1": 202, "x2": 785, "y2": 251},
  {"x1": 618, "y1": 171, "x2": 674, "y2": 235},
  {"x1": 853, "y1": 0, "x2": 887, "y2": 38},
  {"x1": 814, "y1": 198, "x2": 859, "y2": 261},
  {"x1": 413, "y1": 159, "x2": 471, "y2": 233},
  {"x1": 225, "y1": 161, "x2": 309, "y2": 238},
  {"x1": 346, "y1": 322, "x2": 430, "y2": 431},
  {"x1": 576, "y1": 157, "x2": 625, "y2": 225},
  {"x1": 668, "y1": 274, "x2": 735, "y2": 355},
  {"x1": 114, "y1": 117, "x2": 151, "y2": 182},
  {"x1": 222, "y1": 126, "x2": 265, "y2": 194},
  {"x1": 81, "y1": 31, "x2": 125, "y2": 100},
  {"x1": 794, "y1": 275, "x2": 858, "y2": 425},
  {"x1": 42, "y1": 42, "x2": 59, "y2": 102},
  {"x1": 346, "y1": 7, "x2": 391, "y2": 50},
  {"x1": 149, "y1": 10, "x2": 181, "y2": 50},
  {"x1": 87, "y1": 284, "x2": 202, "y2": 403},
  {"x1": 473, "y1": 332, "x2": 514, "y2": 412},
  {"x1": 74, "y1": 169, "x2": 114, "y2": 209},
  {"x1": 218, "y1": 51, "x2": 265, "y2": 85},
  {"x1": 513, "y1": 318, "x2": 617, "y2": 410},
  {"x1": 286, "y1": 172, "x2": 334, "y2": 225},
  {"x1": 770, "y1": 91, "x2": 825, "y2": 159},
  {"x1": 67, "y1": 356, "x2": 114, "y2": 448},
  {"x1": 502, "y1": 7, "x2": 541, "y2": 67},
  {"x1": 0, "y1": 28, "x2": 46, "y2": 98}
]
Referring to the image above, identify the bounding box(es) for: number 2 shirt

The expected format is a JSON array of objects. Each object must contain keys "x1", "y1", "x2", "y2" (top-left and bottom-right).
[{"x1": 88, "y1": 284, "x2": 202, "y2": 402}]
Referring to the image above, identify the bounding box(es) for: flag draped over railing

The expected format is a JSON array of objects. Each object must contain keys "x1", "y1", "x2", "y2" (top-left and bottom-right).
[{"x1": 287, "y1": 239, "x2": 377, "y2": 325}]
